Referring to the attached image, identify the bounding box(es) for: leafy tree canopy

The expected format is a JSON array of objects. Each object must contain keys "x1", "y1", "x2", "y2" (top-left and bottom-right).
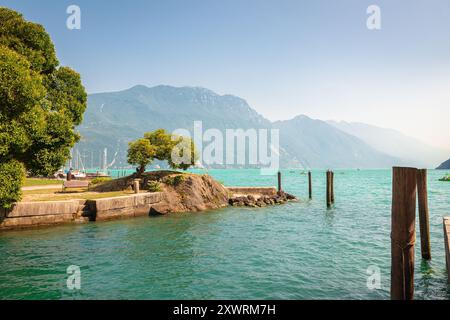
[
  {"x1": 144, "y1": 129, "x2": 174, "y2": 161},
  {"x1": 0, "y1": 7, "x2": 87, "y2": 208},
  {"x1": 127, "y1": 139, "x2": 156, "y2": 175},
  {"x1": 128, "y1": 129, "x2": 199, "y2": 173}
]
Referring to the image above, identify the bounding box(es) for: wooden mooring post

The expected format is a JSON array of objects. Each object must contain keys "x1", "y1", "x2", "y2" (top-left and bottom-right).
[
  {"x1": 308, "y1": 171, "x2": 312, "y2": 199},
  {"x1": 417, "y1": 169, "x2": 431, "y2": 260},
  {"x1": 391, "y1": 167, "x2": 417, "y2": 300},
  {"x1": 330, "y1": 171, "x2": 335, "y2": 203},
  {"x1": 326, "y1": 170, "x2": 331, "y2": 208},
  {"x1": 443, "y1": 217, "x2": 450, "y2": 283},
  {"x1": 277, "y1": 171, "x2": 282, "y2": 193}
]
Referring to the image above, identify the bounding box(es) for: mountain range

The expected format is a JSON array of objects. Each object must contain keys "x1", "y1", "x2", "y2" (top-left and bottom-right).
[
  {"x1": 76, "y1": 85, "x2": 448, "y2": 169},
  {"x1": 327, "y1": 121, "x2": 448, "y2": 168}
]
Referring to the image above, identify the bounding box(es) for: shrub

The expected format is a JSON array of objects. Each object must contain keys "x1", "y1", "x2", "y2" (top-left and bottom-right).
[
  {"x1": 0, "y1": 159, "x2": 25, "y2": 209},
  {"x1": 165, "y1": 174, "x2": 186, "y2": 187},
  {"x1": 90, "y1": 177, "x2": 113, "y2": 185},
  {"x1": 145, "y1": 180, "x2": 161, "y2": 192}
]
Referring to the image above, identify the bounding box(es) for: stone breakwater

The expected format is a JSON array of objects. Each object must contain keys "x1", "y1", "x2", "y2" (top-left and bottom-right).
[{"x1": 228, "y1": 190, "x2": 297, "y2": 207}]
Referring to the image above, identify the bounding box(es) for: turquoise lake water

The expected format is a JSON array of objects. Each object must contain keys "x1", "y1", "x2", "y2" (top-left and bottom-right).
[{"x1": 0, "y1": 169, "x2": 449, "y2": 300}]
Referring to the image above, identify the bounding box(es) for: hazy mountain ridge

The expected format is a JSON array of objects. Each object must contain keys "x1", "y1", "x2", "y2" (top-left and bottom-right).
[
  {"x1": 78, "y1": 85, "x2": 273, "y2": 167},
  {"x1": 327, "y1": 120, "x2": 448, "y2": 168},
  {"x1": 273, "y1": 116, "x2": 401, "y2": 168},
  {"x1": 77, "y1": 85, "x2": 429, "y2": 169}
]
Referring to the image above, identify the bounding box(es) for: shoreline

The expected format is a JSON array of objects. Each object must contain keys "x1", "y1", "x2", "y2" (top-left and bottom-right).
[{"x1": 1, "y1": 183, "x2": 291, "y2": 231}]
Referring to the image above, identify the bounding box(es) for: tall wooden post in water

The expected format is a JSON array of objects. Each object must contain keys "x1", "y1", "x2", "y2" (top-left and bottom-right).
[
  {"x1": 391, "y1": 167, "x2": 417, "y2": 300},
  {"x1": 277, "y1": 171, "x2": 282, "y2": 193},
  {"x1": 326, "y1": 170, "x2": 331, "y2": 208},
  {"x1": 330, "y1": 171, "x2": 335, "y2": 203},
  {"x1": 417, "y1": 169, "x2": 431, "y2": 260},
  {"x1": 308, "y1": 171, "x2": 312, "y2": 199}
]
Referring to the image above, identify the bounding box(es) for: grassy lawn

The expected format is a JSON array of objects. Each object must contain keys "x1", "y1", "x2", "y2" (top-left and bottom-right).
[
  {"x1": 24, "y1": 178, "x2": 64, "y2": 187},
  {"x1": 22, "y1": 189, "x2": 136, "y2": 202}
]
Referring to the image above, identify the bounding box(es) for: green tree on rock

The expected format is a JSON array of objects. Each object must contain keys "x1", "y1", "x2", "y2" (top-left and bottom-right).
[
  {"x1": 128, "y1": 129, "x2": 199, "y2": 172},
  {"x1": 144, "y1": 129, "x2": 174, "y2": 161},
  {"x1": 168, "y1": 135, "x2": 199, "y2": 171},
  {"x1": 0, "y1": 8, "x2": 87, "y2": 208},
  {"x1": 127, "y1": 139, "x2": 156, "y2": 176}
]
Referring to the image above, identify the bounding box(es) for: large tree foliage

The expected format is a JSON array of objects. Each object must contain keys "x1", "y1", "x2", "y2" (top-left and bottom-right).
[
  {"x1": 127, "y1": 139, "x2": 156, "y2": 175},
  {"x1": 128, "y1": 129, "x2": 198, "y2": 174},
  {"x1": 168, "y1": 135, "x2": 199, "y2": 171},
  {"x1": 144, "y1": 129, "x2": 175, "y2": 161},
  {"x1": 0, "y1": 8, "x2": 87, "y2": 208}
]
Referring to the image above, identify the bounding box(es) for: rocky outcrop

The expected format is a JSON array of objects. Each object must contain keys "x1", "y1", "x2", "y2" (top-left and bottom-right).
[
  {"x1": 437, "y1": 158, "x2": 450, "y2": 169},
  {"x1": 93, "y1": 171, "x2": 230, "y2": 214},
  {"x1": 153, "y1": 173, "x2": 229, "y2": 214}
]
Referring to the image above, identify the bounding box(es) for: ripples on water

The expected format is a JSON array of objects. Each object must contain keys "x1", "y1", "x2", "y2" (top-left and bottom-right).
[{"x1": 0, "y1": 169, "x2": 449, "y2": 300}]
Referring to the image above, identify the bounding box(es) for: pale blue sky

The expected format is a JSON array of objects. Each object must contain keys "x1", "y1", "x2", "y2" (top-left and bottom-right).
[{"x1": 2, "y1": 0, "x2": 450, "y2": 150}]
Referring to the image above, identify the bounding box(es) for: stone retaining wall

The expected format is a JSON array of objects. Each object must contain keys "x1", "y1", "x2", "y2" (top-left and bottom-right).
[
  {"x1": 0, "y1": 200, "x2": 82, "y2": 230},
  {"x1": 0, "y1": 192, "x2": 163, "y2": 230},
  {"x1": 88, "y1": 192, "x2": 163, "y2": 221}
]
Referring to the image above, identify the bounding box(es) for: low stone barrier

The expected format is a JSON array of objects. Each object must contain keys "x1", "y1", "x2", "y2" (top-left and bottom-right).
[
  {"x1": 5, "y1": 200, "x2": 80, "y2": 218},
  {"x1": 0, "y1": 192, "x2": 163, "y2": 230},
  {"x1": 89, "y1": 192, "x2": 163, "y2": 221},
  {"x1": 0, "y1": 200, "x2": 81, "y2": 230}
]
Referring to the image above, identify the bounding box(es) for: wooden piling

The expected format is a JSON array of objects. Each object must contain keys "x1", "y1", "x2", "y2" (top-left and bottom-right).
[
  {"x1": 391, "y1": 167, "x2": 417, "y2": 300},
  {"x1": 330, "y1": 171, "x2": 334, "y2": 203},
  {"x1": 417, "y1": 169, "x2": 431, "y2": 260},
  {"x1": 443, "y1": 217, "x2": 450, "y2": 283},
  {"x1": 277, "y1": 171, "x2": 282, "y2": 193},
  {"x1": 326, "y1": 170, "x2": 331, "y2": 208},
  {"x1": 308, "y1": 171, "x2": 312, "y2": 199}
]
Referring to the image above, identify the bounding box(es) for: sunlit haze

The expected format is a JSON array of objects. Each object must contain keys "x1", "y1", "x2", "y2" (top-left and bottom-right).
[{"x1": 4, "y1": 0, "x2": 449, "y2": 150}]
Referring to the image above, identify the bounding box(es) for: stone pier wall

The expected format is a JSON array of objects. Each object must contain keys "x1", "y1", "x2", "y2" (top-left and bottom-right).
[
  {"x1": 87, "y1": 192, "x2": 163, "y2": 221},
  {"x1": 0, "y1": 192, "x2": 163, "y2": 230},
  {"x1": 0, "y1": 200, "x2": 83, "y2": 230}
]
